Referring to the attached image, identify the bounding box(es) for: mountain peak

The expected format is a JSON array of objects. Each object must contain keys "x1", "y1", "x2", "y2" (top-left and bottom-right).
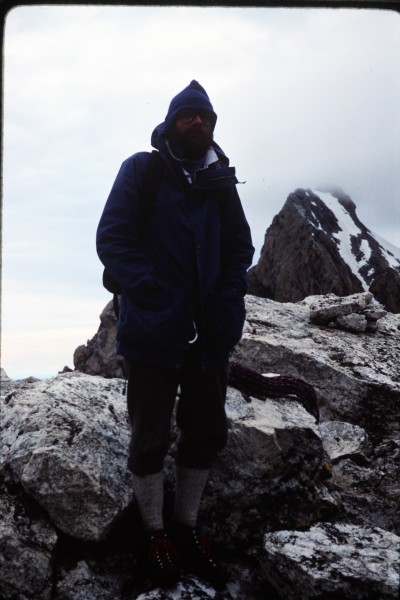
[{"x1": 248, "y1": 189, "x2": 400, "y2": 313}]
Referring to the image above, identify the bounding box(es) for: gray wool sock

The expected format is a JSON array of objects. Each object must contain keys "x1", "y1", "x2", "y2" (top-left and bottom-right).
[
  {"x1": 132, "y1": 471, "x2": 164, "y2": 532},
  {"x1": 173, "y1": 466, "x2": 210, "y2": 528}
]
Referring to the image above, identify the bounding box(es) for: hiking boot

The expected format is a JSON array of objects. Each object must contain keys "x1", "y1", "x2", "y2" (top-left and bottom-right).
[
  {"x1": 144, "y1": 529, "x2": 180, "y2": 587},
  {"x1": 170, "y1": 521, "x2": 229, "y2": 589}
]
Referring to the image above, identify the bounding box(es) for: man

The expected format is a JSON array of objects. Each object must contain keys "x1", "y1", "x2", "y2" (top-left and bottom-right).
[{"x1": 96, "y1": 80, "x2": 254, "y2": 588}]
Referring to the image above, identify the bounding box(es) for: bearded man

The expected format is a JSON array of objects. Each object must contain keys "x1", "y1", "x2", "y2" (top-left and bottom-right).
[{"x1": 96, "y1": 80, "x2": 254, "y2": 589}]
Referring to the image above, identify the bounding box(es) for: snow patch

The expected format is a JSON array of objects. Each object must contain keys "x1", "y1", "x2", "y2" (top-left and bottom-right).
[
  {"x1": 359, "y1": 238, "x2": 372, "y2": 264},
  {"x1": 313, "y1": 190, "x2": 369, "y2": 291},
  {"x1": 372, "y1": 231, "x2": 400, "y2": 270}
]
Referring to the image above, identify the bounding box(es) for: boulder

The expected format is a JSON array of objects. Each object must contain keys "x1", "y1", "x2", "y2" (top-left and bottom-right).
[
  {"x1": 73, "y1": 302, "x2": 125, "y2": 378},
  {"x1": 1, "y1": 293, "x2": 399, "y2": 599},
  {"x1": 235, "y1": 294, "x2": 400, "y2": 434},
  {"x1": 1, "y1": 372, "x2": 133, "y2": 541},
  {"x1": 263, "y1": 523, "x2": 399, "y2": 599},
  {"x1": 0, "y1": 484, "x2": 57, "y2": 600},
  {"x1": 55, "y1": 561, "x2": 121, "y2": 600}
]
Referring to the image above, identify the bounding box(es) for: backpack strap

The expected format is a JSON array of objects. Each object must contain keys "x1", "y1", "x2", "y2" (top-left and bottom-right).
[
  {"x1": 137, "y1": 150, "x2": 164, "y2": 230},
  {"x1": 104, "y1": 150, "x2": 164, "y2": 317}
]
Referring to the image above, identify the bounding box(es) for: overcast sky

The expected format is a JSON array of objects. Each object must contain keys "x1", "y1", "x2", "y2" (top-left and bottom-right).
[{"x1": 2, "y1": 5, "x2": 400, "y2": 380}]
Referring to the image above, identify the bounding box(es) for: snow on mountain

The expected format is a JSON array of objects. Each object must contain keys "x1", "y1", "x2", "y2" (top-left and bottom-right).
[
  {"x1": 248, "y1": 188, "x2": 400, "y2": 313},
  {"x1": 310, "y1": 190, "x2": 400, "y2": 291},
  {"x1": 372, "y1": 231, "x2": 400, "y2": 270},
  {"x1": 311, "y1": 190, "x2": 368, "y2": 291}
]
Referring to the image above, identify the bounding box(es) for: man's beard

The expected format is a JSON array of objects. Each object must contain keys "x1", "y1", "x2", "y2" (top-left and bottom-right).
[{"x1": 172, "y1": 126, "x2": 214, "y2": 160}]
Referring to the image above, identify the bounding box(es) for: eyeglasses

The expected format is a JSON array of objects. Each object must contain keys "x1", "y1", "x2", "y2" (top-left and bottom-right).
[{"x1": 177, "y1": 110, "x2": 214, "y2": 125}]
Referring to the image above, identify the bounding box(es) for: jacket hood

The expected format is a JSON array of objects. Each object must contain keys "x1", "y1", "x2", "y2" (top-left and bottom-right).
[{"x1": 164, "y1": 80, "x2": 217, "y2": 133}]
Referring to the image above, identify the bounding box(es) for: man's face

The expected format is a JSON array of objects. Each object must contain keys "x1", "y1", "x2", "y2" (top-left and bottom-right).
[{"x1": 170, "y1": 109, "x2": 214, "y2": 160}]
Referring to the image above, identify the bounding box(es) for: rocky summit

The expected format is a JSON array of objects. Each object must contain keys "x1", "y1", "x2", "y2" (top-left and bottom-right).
[
  {"x1": 248, "y1": 188, "x2": 400, "y2": 313},
  {"x1": 1, "y1": 292, "x2": 399, "y2": 600}
]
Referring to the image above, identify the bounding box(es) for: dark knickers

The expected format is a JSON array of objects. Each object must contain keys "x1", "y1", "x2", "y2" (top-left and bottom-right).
[{"x1": 126, "y1": 345, "x2": 228, "y2": 475}]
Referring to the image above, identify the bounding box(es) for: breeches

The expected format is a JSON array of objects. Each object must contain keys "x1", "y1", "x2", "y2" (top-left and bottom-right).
[{"x1": 126, "y1": 345, "x2": 228, "y2": 475}]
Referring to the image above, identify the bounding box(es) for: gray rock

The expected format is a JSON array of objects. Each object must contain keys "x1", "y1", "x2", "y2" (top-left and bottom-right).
[
  {"x1": 203, "y1": 390, "x2": 333, "y2": 546},
  {"x1": 1, "y1": 372, "x2": 133, "y2": 541},
  {"x1": 0, "y1": 486, "x2": 57, "y2": 600},
  {"x1": 0, "y1": 367, "x2": 11, "y2": 381},
  {"x1": 73, "y1": 301, "x2": 126, "y2": 378},
  {"x1": 0, "y1": 368, "x2": 14, "y2": 400},
  {"x1": 262, "y1": 523, "x2": 400, "y2": 599},
  {"x1": 318, "y1": 421, "x2": 369, "y2": 462},
  {"x1": 236, "y1": 295, "x2": 400, "y2": 431},
  {"x1": 309, "y1": 291, "x2": 374, "y2": 323},
  {"x1": 132, "y1": 579, "x2": 218, "y2": 599},
  {"x1": 308, "y1": 291, "x2": 387, "y2": 332},
  {"x1": 335, "y1": 312, "x2": 368, "y2": 332},
  {"x1": 364, "y1": 306, "x2": 388, "y2": 321},
  {"x1": 55, "y1": 561, "x2": 121, "y2": 600}
]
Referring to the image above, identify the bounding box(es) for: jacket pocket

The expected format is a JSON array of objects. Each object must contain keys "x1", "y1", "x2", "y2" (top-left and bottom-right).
[
  {"x1": 205, "y1": 289, "x2": 246, "y2": 352},
  {"x1": 118, "y1": 287, "x2": 190, "y2": 351}
]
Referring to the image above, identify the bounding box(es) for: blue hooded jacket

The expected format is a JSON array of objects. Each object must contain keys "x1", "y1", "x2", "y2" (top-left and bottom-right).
[{"x1": 96, "y1": 92, "x2": 254, "y2": 371}]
